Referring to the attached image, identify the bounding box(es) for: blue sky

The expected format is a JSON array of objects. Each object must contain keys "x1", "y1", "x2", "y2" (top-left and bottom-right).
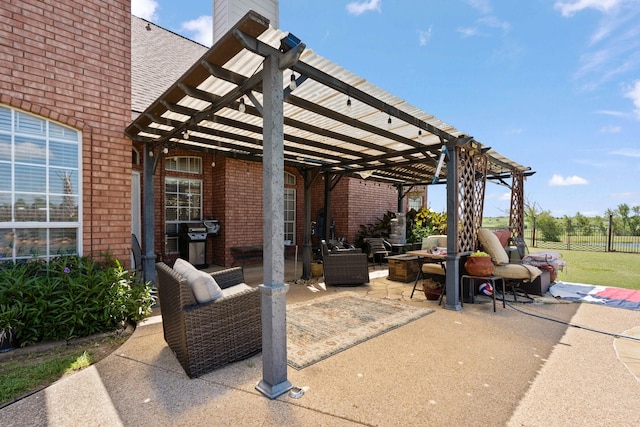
[{"x1": 131, "y1": 0, "x2": 640, "y2": 218}]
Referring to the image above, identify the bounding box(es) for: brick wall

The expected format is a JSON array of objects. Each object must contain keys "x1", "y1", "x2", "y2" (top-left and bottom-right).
[{"x1": 0, "y1": 0, "x2": 132, "y2": 263}]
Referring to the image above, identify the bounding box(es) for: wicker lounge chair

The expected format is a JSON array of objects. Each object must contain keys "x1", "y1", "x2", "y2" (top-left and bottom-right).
[
  {"x1": 364, "y1": 237, "x2": 391, "y2": 265},
  {"x1": 321, "y1": 240, "x2": 370, "y2": 286},
  {"x1": 155, "y1": 262, "x2": 262, "y2": 378}
]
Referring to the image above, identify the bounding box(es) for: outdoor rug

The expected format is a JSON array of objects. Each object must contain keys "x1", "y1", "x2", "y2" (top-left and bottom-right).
[
  {"x1": 286, "y1": 292, "x2": 434, "y2": 369},
  {"x1": 550, "y1": 281, "x2": 640, "y2": 310}
]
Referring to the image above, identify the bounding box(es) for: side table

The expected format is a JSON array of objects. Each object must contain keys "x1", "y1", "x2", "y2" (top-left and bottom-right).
[{"x1": 461, "y1": 275, "x2": 505, "y2": 312}]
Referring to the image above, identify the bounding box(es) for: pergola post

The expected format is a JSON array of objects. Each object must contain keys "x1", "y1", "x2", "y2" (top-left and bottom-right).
[
  {"x1": 509, "y1": 169, "x2": 525, "y2": 238},
  {"x1": 142, "y1": 145, "x2": 158, "y2": 285},
  {"x1": 302, "y1": 169, "x2": 313, "y2": 279},
  {"x1": 255, "y1": 54, "x2": 292, "y2": 399},
  {"x1": 444, "y1": 142, "x2": 462, "y2": 311}
]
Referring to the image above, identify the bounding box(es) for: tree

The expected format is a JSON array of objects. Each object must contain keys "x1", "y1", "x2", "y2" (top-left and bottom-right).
[{"x1": 536, "y1": 211, "x2": 561, "y2": 242}]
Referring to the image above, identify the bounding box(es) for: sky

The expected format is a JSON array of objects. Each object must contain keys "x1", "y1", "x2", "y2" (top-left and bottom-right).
[{"x1": 131, "y1": 0, "x2": 640, "y2": 218}]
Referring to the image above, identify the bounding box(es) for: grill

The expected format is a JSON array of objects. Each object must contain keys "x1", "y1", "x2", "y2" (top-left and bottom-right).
[{"x1": 179, "y1": 223, "x2": 207, "y2": 268}]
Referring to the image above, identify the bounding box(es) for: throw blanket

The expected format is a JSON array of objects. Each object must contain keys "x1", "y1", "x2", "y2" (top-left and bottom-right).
[{"x1": 550, "y1": 282, "x2": 640, "y2": 310}]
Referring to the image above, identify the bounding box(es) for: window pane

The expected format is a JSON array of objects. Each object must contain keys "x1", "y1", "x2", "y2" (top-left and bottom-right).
[
  {"x1": 14, "y1": 193, "x2": 47, "y2": 222},
  {"x1": 15, "y1": 228, "x2": 47, "y2": 258},
  {"x1": 49, "y1": 122, "x2": 78, "y2": 142},
  {"x1": 15, "y1": 112, "x2": 45, "y2": 136},
  {"x1": 15, "y1": 136, "x2": 47, "y2": 165},
  {"x1": 0, "y1": 135, "x2": 9, "y2": 160},
  {"x1": 0, "y1": 106, "x2": 11, "y2": 132},
  {"x1": 0, "y1": 162, "x2": 10, "y2": 191},
  {"x1": 0, "y1": 229, "x2": 14, "y2": 259},
  {"x1": 15, "y1": 164, "x2": 46, "y2": 192},
  {"x1": 49, "y1": 140, "x2": 78, "y2": 168},
  {"x1": 49, "y1": 169, "x2": 78, "y2": 195},
  {"x1": 50, "y1": 195, "x2": 78, "y2": 222},
  {"x1": 50, "y1": 228, "x2": 77, "y2": 255},
  {"x1": 0, "y1": 194, "x2": 10, "y2": 221}
]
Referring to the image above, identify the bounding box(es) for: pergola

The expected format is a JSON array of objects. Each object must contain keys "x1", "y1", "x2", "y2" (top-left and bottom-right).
[{"x1": 126, "y1": 11, "x2": 533, "y2": 398}]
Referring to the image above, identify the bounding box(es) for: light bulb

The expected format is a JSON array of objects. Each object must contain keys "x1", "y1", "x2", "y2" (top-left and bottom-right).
[
  {"x1": 289, "y1": 73, "x2": 297, "y2": 91},
  {"x1": 183, "y1": 130, "x2": 189, "y2": 140},
  {"x1": 238, "y1": 97, "x2": 246, "y2": 113},
  {"x1": 148, "y1": 150, "x2": 154, "y2": 157},
  {"x1": 162, "y1": 147, "x2": 169, "y2": 154},
  {"x1": 387, "y1": 116, "x2": 392, "y2": 129},
  {"x1": 211, "y1": 161, "x2": 216, "y2": 168},
  {"x1": 346, "y1": 97, "x2": 352, "y2": 113}
]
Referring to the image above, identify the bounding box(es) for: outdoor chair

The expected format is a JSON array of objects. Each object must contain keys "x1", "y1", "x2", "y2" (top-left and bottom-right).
[
  {"x1": 321, "y1": 240, "x2": 370, "y2": 286},
  {"x1": 155, "y1": 261, "x2": 262, "y2": 378},
  {"x1": 477, "y1": 228, "x2": 542, "y2": 301},
  {"x1": 364, "y1": 237, "x2": 391, "y2": 265}
]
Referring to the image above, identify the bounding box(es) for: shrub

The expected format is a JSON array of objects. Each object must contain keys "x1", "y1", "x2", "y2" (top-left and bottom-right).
[{"x1": 0, "y1": 255, "x2": 155, "y2": 346}]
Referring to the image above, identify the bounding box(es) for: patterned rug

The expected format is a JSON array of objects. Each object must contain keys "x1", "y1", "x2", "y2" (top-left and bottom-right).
[{"x1": 286, "y1": 292, "x2": 434, "y2": 369}]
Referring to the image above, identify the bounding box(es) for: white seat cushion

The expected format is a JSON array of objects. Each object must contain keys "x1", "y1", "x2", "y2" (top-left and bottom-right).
[
  {"x1": 173, "y1": 258, "x2": 222, "y2": 303},
  {"x1": 494, "y1": 263, "x2": 541, "y2": 280},
  {"x1": 477, "y1": 228, "x2": 509, "y2": 265}
]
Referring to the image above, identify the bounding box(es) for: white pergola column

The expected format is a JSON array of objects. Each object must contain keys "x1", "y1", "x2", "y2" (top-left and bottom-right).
[{"x1": 255, "y1": 53, "x2": 292, "y2": 399}]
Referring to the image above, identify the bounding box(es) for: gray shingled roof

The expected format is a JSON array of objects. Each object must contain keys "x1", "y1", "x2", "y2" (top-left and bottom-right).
[{"x1": 131, "y1": 15, "x2": 207, "y2": 117}]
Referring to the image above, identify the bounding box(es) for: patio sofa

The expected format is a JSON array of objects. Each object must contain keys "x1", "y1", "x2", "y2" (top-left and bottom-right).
[{"x1": 155, "y1": 260, "x2": 262, "y2": 378}]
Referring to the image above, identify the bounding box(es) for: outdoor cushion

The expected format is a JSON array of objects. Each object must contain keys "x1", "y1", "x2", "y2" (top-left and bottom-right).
[
  {"x1": 422, "y1": 235, "x2": 447, "y2": 250},
  {"x1": 422, "y1": 263, "x2": 445, "y2": 276},
  {"x1": 493, "y1": 229, "x2": 511, "y2": 248},
  {"x1": 220, "y1": 283, "x2": 252, "y2": 298},
  {"x1": 173, "y1": 258, "x2": 222, "y2": 303},
  {"x1": 493, "y1": 263, "x2": 541, "y2": 280},
  {"x1": 478, "y1": 228, "x2": 509, "y2": 265}
]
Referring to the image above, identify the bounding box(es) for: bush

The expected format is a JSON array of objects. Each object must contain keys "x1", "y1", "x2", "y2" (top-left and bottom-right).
[{"x1": 0, "y1": 255, "x2": 155, "y2": 346}]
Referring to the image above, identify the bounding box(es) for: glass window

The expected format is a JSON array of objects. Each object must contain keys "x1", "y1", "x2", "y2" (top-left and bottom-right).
[
  {"x1": 164, "y1": 176, "x2": 202, "y2": 254},
  {"x1": 165, "y1": 156, "x2": 202, "y2": 174},
  {"x1": 0, "y1": 105, "x2": 81, "y2": 262}
]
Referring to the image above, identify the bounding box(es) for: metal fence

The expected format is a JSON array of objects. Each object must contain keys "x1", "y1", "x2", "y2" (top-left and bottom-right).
[{"x1": 524, "y1": 215, "x2": 640, "y2": 254}]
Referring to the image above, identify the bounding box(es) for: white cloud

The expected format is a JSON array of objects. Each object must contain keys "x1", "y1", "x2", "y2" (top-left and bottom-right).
[
  {"x1": 554, "y1": 0, "x2": 623, "y2": 17},
  {"x1": 600, "y1": 125, "x2": 622, "y2": 132},
  {"x1": 478, "y1": 16, "x2": 511, "y2": 33},
  {"x1": 131, "y1": 0, "x2": 159, "y2": 21},
  {"x1": 181, "y1": 16, "x2": 213, "y2": 47},
  {"x1": 467, "y1": 0, "x2": 492, "y2": 14},
  {"x1": 457, "y1": 27, "x2": 479, "y2": 37},
  {"x1": 548, "y1": 174, "x2": 589, "y2": 186},
  {"x1": 346, "y1": 0, "x2": 382, "y2": 16},
  {"x1": 418, "y1": 27, "x2": 432, "y2": 46},
  {"x1": 625, "y1": 80, "x2": 640, "y2": 120},
  {"x1": 596, "y1": 109, "x2": 628, "y2": 117},
  {"x1": 610, "y1": 148, "x2": 640, "y2": 157}
]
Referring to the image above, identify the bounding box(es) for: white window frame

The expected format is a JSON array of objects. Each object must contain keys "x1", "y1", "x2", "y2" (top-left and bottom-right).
[{"x1": 0, "y1": 105, "x2": 82, "y2": 262}]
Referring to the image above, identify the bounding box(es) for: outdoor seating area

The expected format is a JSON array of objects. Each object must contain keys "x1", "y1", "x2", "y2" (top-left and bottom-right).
[{"x1": 320, "y1": 240, "x2": 370, "y2": 286}]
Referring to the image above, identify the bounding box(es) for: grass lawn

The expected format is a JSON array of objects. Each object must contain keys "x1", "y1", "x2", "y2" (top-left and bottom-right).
[{"x1": 529, "y1": 248, "x2": 640, "y2": 290}]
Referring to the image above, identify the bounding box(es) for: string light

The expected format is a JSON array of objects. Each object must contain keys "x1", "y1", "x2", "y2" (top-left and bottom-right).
[
  {"x1": 162, "y1": 147, "x2": 169, "y2": 154},
  {"x1": 183, "y1": 130, "x2": 190, "y2": 140},
  {"x1": 289, "y1": 73, "x2": 297, "y2": 90},
  {"x1": 238, "y1": 97, "x2": 246, "y2": 113}
]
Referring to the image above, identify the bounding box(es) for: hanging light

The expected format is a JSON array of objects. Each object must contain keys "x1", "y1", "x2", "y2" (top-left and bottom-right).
[
  {"x1": 387, "y1": 116, "x2": 392, "y2": 129},
  {"x1": 289, "y1": 72, "x2": 297, "y2": 90},
  {"x1": 148, "y1": 150, "x2": 154, "y2": 157},
  {"x1": 162, "y1": 147, "x2": 169, "y2": 154},
  {"x1": 346, "y1": 96, "x2": 352, "y2": 113},
  {"x1": 238, "y1": 97, "x2": 246, "y2": 113},
  {"x1": 418, "y1": 129, "x2": 422, "y2": 139},
  {"x1": 183, "y1": 130, "x2": 190, "y2": 140}
]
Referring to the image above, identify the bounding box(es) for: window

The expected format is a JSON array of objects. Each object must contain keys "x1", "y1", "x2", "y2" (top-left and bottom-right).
[
  {"x1": 284, "y1": 172, "x2": 296, "y2": 243},
  {"x1": 0, "y1": 105, "x2": 81, "y2": 261},
  {"x1": 164, "y1": 157, "x2": 202, "y2": 253}
]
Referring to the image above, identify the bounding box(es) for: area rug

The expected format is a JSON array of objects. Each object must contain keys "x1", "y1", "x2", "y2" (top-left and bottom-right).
[
  {"x1": 550, "y1": 282, "x2": 640, "y2": 310},
  {"x1": 286, "y1": 292, "x2": 434, "y2": 369}
]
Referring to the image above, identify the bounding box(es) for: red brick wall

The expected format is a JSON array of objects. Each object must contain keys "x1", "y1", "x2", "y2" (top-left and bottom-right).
[{"x1": 0, "y1": 0, "x2": 132, "y2": 263}]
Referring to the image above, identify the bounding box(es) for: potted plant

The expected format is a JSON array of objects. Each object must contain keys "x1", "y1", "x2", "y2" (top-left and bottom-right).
[
  {"x1": 464, "y1": 251, "x2": 494, "y2": 277},
  {"x1": 0, "y1": 304, "x2": 20, "y2": 353}
]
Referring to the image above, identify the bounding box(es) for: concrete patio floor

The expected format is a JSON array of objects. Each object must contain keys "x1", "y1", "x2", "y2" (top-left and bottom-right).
[{"x1": 2, "y1": 260, "x2": 640, "y2": 426}]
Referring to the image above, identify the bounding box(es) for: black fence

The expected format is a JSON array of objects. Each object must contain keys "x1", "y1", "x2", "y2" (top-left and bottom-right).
[{"x1": 523, "y1": 215, "x2": 640, "y2": 254}]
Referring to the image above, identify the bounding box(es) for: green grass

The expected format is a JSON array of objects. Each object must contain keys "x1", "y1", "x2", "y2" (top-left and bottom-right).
[
  {"x1": 0, "y1": 351, "x2": 90, "y2": 405},
  {"x1": 529, "y1": 248, "x2": 640, "y2": 289}
]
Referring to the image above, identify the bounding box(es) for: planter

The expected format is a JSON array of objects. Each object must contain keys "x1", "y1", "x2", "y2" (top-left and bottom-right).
[
  {"x1": 422, "y1": 278, "x2": 442, "y2": 301},
  {"x1": 464, "y1": 256, "x2": 494, "y2": 277},
  {"x1": 311, "y1": 262, "x2": 323, "y2": 278}
]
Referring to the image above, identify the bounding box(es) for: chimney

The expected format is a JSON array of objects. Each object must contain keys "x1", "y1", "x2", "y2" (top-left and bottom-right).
[{"x1": 213, "y1": 0, "x2": 279, "y2": 44}]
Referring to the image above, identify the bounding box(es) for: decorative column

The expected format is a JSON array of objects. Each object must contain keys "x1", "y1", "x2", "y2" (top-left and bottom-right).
[
  {"x1": 444, "y1": 141, "x2": 462, "y2": 311},
  {"x1": 255, "y1": 53, "x2": 292, "y2": 399},
  {"x1": 142, "y1": 145, "x2": 158, "y2": 285}
]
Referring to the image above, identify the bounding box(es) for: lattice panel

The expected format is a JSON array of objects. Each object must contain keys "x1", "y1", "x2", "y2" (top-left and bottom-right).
[
  {"x1": 472, "y1": 154, "x2": 488, "y2": 233},
  {"x1": 456, "y1": 147, "x2": 476, "y2": 252},
  {"x1": 509, "y1": 169, "x2": 525, "y2": 238}
]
